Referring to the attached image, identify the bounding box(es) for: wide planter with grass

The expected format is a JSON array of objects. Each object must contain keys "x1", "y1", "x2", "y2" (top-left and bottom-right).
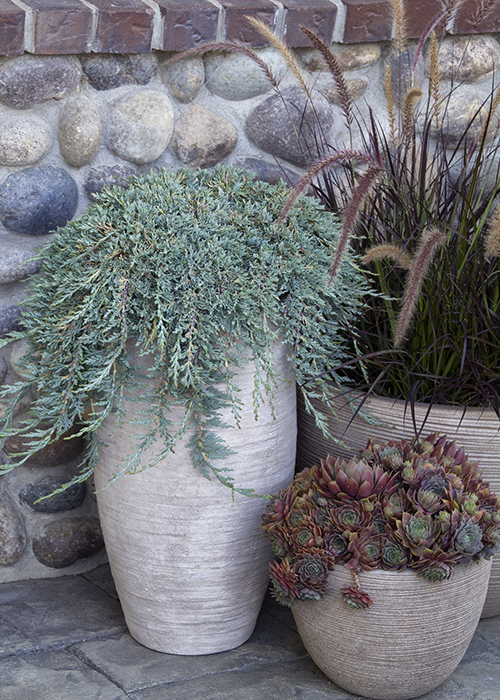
[
  {"x1": 297, "y1": 389, "x2": 500, "y2": 618},
  {"x1": 292, "y1": 560, "x2": 492, "y2": 700}
]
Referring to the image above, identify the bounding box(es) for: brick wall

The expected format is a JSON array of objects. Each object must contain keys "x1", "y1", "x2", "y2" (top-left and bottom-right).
[{"x1": 0, "y1": 0, "x2": 497, "y2": 56}]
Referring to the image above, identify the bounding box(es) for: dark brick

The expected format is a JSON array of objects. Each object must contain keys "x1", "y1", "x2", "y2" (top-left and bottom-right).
[
  {"x1": 282, "y1": 0, "x2": 337, "y2": 48},
  {"x1": 156, "y1": 0, "x2": 219, "y2": 51},
  {"x1": 221, "y1": 0, "x2": 278, "y2": 47},
  {"x1": 343, "y1": 0, "x2": 392, "y2": 43},
  {"x1": 404, "y1": 0, "x2": 445, "y2": 39},
  {"x1": 91, "y1": 0, "x2": 155, "y2": 54},
  {"x1": 22, "y1": 0, "x2": 92, "y2": 54},
  {"x1": 0, "y1": 0, "x2": 25, "y2": 56},
  {"x1": 455, "y1": 0, "x2": 500, "y2": 34}
]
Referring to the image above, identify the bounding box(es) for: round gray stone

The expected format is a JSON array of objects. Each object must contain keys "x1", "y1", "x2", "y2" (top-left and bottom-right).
[
  {"x1": 84, "y1": 164, "x2": 136, "y2": 201},
  {"x1": 59, "y1": 96, "x2": 102, "y2": 167},
  {"x1": 161, "y1": 56, "x2": 205, "y2": 103},
  {"x1": 9, "y1": 338, "x2": 29, "y2": 379},
  {"x1": 0, "y1": 56, "x2": 81, "y2": 109},
  {"x1": 81, "y1": 53, "x2": 157, "y2": 91},
  {"x1": 296, "y1": 43, "x2": 381, "y2": 72},
  {"x1": 320, "y1": 78, "x2": 368, "y2": 105},
  {"x1": 436, "y1": 36, "x2": 500, "y2": 84},
  {"x1": 0, "y1": 305, "x2": 21, "y2": 339},
  {"x1": 0, "y1": 118, "x2": 52, "y2": 166},
  {"x1": 204, "y1": 48, "x2": 286, "y2": 101},
  {"x1": 170, "y1": 104, "x2": 238, "y2": 168},
  {"x1": 0, "y1": 493, "x2": 26, "y2": 565},
  {"x1": 0, "y1": 166, "x2": 78, "y2": 236},
  {"x1": 20, "y1": 477, "x2": 86, "y2": 513},
  {"x1": 0, "y1": 356, "x2": 6, "y2": 383},
  {"x1": 107, "y1": 89, "x2": 174, "y2": 165},
  {"x1": 234, "y1": 157, "x2": 302, "y2": 187},
  {"x1": 0, "y1": 249, "x2": 41, "y2": 284},
  {"x1": 32, "y1": 516, "x2": 104, "y2": 569},
  {"x1": 245, "y1": 87, "x2": 334, "y2": 167},
  {"x1": 426, "y1": 93, "x2": 496, "y2": 145}
]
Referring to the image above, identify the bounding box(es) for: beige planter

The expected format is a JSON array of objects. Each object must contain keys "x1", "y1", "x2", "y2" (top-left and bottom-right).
[
  {"x1": 95, "y1": 341, "x2": 296, "y2": 655},
  {"x1": 292, "y1": 559, "x2": 492, "y2": 700},
  {"x1": 297, "y1": 389, "x2": 500, "y2": 618}
]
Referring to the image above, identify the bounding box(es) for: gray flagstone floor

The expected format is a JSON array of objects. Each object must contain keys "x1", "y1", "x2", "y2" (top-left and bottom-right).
[{"x1": 1, "y1": 564, "x2": 500, "y2": 700}]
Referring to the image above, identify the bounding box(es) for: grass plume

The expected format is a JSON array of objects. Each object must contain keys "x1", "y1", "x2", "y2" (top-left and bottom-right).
[
  {"x1": 300, "y1": 26, "x2": 353, "y2": 128},
  {"x1": 394, "y1": 228, "x2": 447, "y2": 347},
  {"x1": 429, "y1": 30, "x2": 441, "y2": 128},
  {"x1": 362, "y1": 245, "x2": 413, "y2": 270},
  {"x1": 162, "y1": 41, "x2": 283, "y2": 93},
  {"x1": 278, "y1": 150, "x2": 376, "y2": 224},
  {"x1": 391, "y1": 0, "x2": 407, "y2": 55},
  {"x1": 384, "y1": 63, "x2": 398, "y2": 147},
  {"x1": 402, "y1": 87, "x2": 423, "y2": 137},
  {"x1": 329, "y1": 164, "x2": 384, "y2": 285},
  {"x1": 247, "y1": 16, "x2": 310, "y2": 97},
  {"x1": 486, "y1": 201, "x2": 500, "y2": 258}
]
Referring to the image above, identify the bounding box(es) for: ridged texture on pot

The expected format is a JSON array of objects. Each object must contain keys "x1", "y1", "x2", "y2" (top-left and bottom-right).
[
  {"x1": 95, "y1": 341, "x2": 296, "y2": 655},
  {"x1": 292, "y1": 559, "x2": 491, "y2": 700},
  {"x1": 297, "y1": 389, "x2": 500, "y2": 618}
]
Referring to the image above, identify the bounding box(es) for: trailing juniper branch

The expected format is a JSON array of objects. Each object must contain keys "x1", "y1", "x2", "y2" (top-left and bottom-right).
[{"x1": 0, "y1": 166, "x2": 370, "y2": 494}]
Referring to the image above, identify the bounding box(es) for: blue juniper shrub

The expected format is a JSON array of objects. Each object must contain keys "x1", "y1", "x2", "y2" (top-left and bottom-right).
[{"x1": 0, "y1": 166, "x2": 369, "y2": 494}]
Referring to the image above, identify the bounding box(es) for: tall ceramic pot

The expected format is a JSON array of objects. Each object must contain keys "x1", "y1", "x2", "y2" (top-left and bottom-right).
[
  {"x1": 292, "y1": 560, "x2": 492, "y2": 700},
  {"x1": 95, "y1": 341, "x2": 296, "y2": 655},
  {"x1": 297, "y1": 389, "x2": 500, "y2": 618}
]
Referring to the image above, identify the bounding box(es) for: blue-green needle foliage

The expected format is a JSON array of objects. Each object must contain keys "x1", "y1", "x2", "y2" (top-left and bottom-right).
[{"x1": 0, "y1": 166, "x2": 369, "y2": 494}]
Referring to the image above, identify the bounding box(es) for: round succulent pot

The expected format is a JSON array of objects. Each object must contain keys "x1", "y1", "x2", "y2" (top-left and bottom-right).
[
  {"x1": 95, "y1": 340, "x2": 296, "y2": 655},
  {"x1": 297, "y1": 389, "x2": 500, "y2": 618},
  {"x1": 292, "y1": 559, "x2": 492, "y2": 700}
]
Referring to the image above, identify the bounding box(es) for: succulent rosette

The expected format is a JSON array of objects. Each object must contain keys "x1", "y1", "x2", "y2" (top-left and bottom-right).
[{"x1": 262, "y1": 434, "x2": 500, "y2": 608}]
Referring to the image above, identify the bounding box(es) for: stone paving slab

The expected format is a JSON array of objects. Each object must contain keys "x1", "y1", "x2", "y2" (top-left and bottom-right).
[
  {"x1": 1, "y1": 566, "x2": 500, "y2": 700},
  {"x1": 0, "y1": 616, "x2": 37, "y2": 658},
  {"x1": 70, "y1": 606, "x2": 309, "y2": 694},
  {"x1": 126, "y1": 659, "x2": 352, "y2": 700},
  {"x1": 83, "y1": 563, "x2": 120, "y2": 600},
  {"x1": 1, "y1": 649, "x2": 128, "y2": 700},
  {"x1": 0, "y1": 574, "x2": 126, "y2": 653}
]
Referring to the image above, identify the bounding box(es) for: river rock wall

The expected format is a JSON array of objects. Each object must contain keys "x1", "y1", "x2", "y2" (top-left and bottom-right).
[{"x1": 1, "y1": 0, "x2": 500, "y2": 581}]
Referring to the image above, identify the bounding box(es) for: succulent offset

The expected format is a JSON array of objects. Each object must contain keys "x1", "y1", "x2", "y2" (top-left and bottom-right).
[{"x1": 262, "y1": 434, "x2": 500, "y2": 608}]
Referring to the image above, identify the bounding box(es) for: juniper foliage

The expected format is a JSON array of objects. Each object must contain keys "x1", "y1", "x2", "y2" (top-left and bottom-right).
[{"x1": 0, "y1": 166, "x2": 369, "y2": 494}]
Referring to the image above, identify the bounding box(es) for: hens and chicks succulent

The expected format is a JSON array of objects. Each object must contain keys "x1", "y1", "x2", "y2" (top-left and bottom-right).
[{"x1": 262, "y1": 435, "x2": 500, "y2": 608}]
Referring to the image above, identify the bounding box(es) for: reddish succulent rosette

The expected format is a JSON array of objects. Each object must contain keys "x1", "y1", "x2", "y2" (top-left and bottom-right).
[{"x1": 262, "y1": 434, "x2": 500, "y2": 606}]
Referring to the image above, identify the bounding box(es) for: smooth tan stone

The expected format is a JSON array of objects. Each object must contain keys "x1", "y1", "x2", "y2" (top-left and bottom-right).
[
  {"x1": 161, "y1": 55, "x2": 204, "y2": 103},
  {"x1": 435, "y1": 36, "x2": 500, "y2": 84},
  {"x1": 108, "y1": 89, "x2": 174, "y2": 165},
  {"x1": 9, "y1": 338, "x2": 29, "y2": 380},
  {"x1": 0, "y1": 493, "x2": 26, "y2": 566},
  {"x1": 204, "y1": 49, "x2": 287, "y2": 101},
  {"x1": 170, "y1": 105, "x2": 237, "y2": 168},
  {"x1": 59, "y1": 96, "x2": 102, "y2": 167},
  {"x1": 426, "y1": 92, "x2": 499, "y2": 144},
  {"x1": 297, "y1": 43, "x2": 381, "y2": 73},
  {"x1": 320, "y1": 78, "x2": 368, "y2": 105},
  {"x1": 0, "y1": 118, "x2": 52, "y2": 166}
]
